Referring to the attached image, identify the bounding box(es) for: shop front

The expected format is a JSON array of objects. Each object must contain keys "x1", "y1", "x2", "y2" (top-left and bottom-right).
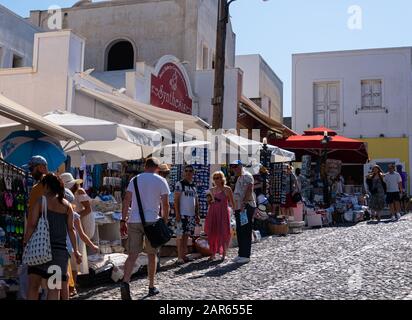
[{"x1": 269, "y1": 127, "x2": 370, "y2": 227}]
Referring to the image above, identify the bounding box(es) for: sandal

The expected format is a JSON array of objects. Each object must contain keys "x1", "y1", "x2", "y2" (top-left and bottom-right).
[
  {"x1": 69, "y1": 287, "x2": 78, "y2": 298},
  {"x1": 207, "y1": 256, "x2": 216, "y2": 262}
]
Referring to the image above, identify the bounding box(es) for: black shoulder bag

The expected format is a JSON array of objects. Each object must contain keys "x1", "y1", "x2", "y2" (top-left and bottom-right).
[{"x1": 133, "y1": 177, "x2": 172, "y2": 248}]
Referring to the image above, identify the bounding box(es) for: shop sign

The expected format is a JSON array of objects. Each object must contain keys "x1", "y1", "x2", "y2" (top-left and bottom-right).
[{"x1": 151, "y1": 62, "x2": 193, "y2": 115}]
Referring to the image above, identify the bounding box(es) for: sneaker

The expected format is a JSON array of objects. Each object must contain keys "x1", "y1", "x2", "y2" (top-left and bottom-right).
[
  {"x1": 232, "y1": 256, "x2": 241, "y2": 263},
  {"x1": 148, "y1": 287, "x2": 160, "y2": 296},
  {"x1": 234, "y1": 257, "x2": 250, "y2": 264},
  {"x1": 120, "y1": 282, "x2": 132, "y2": 300},
  {"x1": 391, "y1": 216, "x2": 397, "y2": 222},
  {"x1": 396, "y1": 213, "x2": 401, "y2": 220}
]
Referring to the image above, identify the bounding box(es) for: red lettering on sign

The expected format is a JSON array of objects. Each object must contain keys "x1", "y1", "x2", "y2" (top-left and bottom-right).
[{"x1": 151, "y1": 63, "x2": 193, "y2": 115}]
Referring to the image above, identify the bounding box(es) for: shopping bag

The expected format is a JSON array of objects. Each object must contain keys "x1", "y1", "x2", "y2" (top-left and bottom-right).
[
  {"x1": 239, "y1": 210, "x2": 249, "y2": 226},
  {"x1": 22, "y1": 196, "x2": 52, "y2": 266}
]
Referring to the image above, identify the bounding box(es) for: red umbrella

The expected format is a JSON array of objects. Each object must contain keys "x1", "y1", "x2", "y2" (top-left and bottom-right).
[{"x1": 269, "y1": 127, "x2": 369, "y2": 164}]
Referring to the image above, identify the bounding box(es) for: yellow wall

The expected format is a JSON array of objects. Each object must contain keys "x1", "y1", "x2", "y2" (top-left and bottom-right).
[{"x1": 360, "y1": 138, "x2": 409, "y2": 172}]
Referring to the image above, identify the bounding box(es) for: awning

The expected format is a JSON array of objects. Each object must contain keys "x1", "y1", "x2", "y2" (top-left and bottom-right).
[
  {"x1": 0, "y1": 94, "x2": 84, "y2": 142},
  {"x1": 240, "y1": 95, "x2": 297, "y2": 137},
  {"x1": 270, "y1": 127, "x2": 368, "y2": 164},
  {"x1": 77, "y1": 86, "x2": 210, "y2": 136}
]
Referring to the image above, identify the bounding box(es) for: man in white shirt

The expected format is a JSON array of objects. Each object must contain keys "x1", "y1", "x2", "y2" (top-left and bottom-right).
[
  {"x1": 174, "y1": 165, "x2": 200, "y2": 264},
  {"x1": 120, "y1": 158, "x2": 170, "y2": 300},
  {"x1": 384, "y1": 164, "x2": 403, "y2": 221}
]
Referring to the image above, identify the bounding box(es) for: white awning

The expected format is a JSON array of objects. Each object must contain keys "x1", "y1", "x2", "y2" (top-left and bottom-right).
[
  {"x1": 77, "y1": 86, "x2": 210, "y2": 135},
  {"x1": 0, "y1": 94, "x2": 84, "y2": 142},
  {"x1": 44, "y1": 111, "x2": 162, "y2": 166}
]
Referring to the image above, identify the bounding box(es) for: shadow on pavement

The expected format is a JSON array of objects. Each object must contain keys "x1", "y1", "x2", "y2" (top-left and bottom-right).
[
  {"x1": 173, "y1": 258, "x2": 222, "y2": 275},
  {"x1": 188, "y1": 262, "x2": 245, "y2": 279}
]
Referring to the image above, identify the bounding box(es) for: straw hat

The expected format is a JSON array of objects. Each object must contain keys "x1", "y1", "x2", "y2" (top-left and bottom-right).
[
  {"x1": 60, "y1": 172, "x2": 83, "y2": 189},
  {"x1": 159, "y1": 164, "x2": 171, "y2": 172}
]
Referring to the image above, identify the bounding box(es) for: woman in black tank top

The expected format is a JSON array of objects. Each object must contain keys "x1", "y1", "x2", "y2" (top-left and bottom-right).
[{"x1": 24, "y1": 173, "x2": 82, "y2": 300}]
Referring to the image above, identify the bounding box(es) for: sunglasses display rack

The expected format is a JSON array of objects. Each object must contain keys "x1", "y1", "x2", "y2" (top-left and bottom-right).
[
  {"x1": 192, "y1": 164, "x2": 210, "y2": 218},
  {"x1": 269, "y1": 163, "x2": 287, "y2": 205},
  {"x1": 0, "y1": 158, "x2": 28, "y2": 285}
]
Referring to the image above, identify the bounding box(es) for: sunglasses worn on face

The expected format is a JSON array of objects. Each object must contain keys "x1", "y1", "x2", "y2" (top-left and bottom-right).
[{"x1": 213, "y1": 177, "x2": 221, "y2": 180}]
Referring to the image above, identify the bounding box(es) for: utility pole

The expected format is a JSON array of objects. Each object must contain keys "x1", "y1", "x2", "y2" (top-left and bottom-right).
[
  {"x1": 212, "y1": 0, "x2": 269, "y2": 130},
  {"x1": 212, "y1": 0, "x2": 230, "y2": 130}
]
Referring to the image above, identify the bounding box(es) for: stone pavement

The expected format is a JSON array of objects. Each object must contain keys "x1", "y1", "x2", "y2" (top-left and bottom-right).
[{"x1": 77, "y1": 213, "x2": 412, "y2": 300}]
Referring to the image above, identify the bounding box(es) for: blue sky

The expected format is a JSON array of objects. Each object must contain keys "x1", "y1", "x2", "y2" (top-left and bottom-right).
[{"x1": 2, "y1": 0, "x2": 412, "y2": 116}]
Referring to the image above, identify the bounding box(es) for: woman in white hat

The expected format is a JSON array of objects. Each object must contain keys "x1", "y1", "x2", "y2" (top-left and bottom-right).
[
  {"x1": 60, "y1": 172, "x2": 94, "y2": 293},
  {"x1": 60, "y1": 173, "x2": 94, "y2": 239}
]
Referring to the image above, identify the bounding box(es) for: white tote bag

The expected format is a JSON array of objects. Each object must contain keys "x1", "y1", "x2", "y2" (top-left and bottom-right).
[{"x1": 22, "y1": 196, "x2": 53, "y2": 266}]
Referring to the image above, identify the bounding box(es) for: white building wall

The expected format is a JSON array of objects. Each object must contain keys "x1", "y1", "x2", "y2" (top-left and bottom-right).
[
  {"x1": 0, "y1": 31, "x2": 84, "y2": 123},
  {"x1": 30, "y1": 0, "x2": 236, "y2": 83},
  {"x1": 235, "y1": 55, "x2": 260, "y2": 97},
  {"x1": 0, "y1": 5, "x2": 42, "y2": 69},
  {"x1": 236, "y1": 54, "x2": 283, "y2": 123},
  {"x1": 292, "y1": 48, "x2": 412, "y2": 138},
  {"x1": 195, "y1": 68, "x2": 242, "y2": 129}
]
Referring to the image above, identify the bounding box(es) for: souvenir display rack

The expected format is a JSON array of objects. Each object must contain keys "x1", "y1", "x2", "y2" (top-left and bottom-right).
[
  {"x1": 168, "y1": 148, "x2": 210, "y2": 218},
  {"x1": 0, "y1": 158, "x2": 28, "y2": 287},
  {"x1": 269, "y1": 163, "x2": 287, "y2": 205}
]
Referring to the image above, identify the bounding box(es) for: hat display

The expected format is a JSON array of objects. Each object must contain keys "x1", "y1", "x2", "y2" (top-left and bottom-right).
[
  {"x1": 159, "y1": 164, "x2": 171, "y2": 172},
  {"x1": 60, "y1": 172, "x2": 83, "y2": 189},
  {"x1": 257, "y1": 194, "x2": 269, "y2": 205}
]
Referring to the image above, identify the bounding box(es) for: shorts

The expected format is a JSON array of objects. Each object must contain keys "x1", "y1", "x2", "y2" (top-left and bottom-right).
[
  {"x1": 178, "y1": 216, "x2": 196, "y2": 236},
  {"x1": 386, "y1": 192, "x2": 401, "y2": 204},
  {"x1": 280, "y1": 193, "x2": 297, "y2": 208},
  {"x1": 126, "y1": 223, "x2": 158, "y2": 255},
  {"x1": 27, "y1": 249, "x2": 69, "y2": 282}
]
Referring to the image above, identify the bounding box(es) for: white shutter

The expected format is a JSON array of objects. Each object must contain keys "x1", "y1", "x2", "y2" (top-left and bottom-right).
[
  {"x1": 372, "y1": 80, "x2": 382, "y2": 107},
  {"x1": 314, "y1": 83, "x2": 327, "y2": 127},
  {"x1": 361, "y1": 81, "x2": 371, "y2": 108},
  {"x1": 328, "y1": 83, "x2": 340, "y2": 129}
]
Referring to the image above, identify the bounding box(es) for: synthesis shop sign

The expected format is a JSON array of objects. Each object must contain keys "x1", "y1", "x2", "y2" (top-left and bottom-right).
[{"x1": 151, "y1": 58, "x2": 193, "y2": 115}]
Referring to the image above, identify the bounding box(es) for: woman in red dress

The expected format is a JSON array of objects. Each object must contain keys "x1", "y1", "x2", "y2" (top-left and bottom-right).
[{"x1": 205, "y1": 171, "x2": 235, "y2": 261}]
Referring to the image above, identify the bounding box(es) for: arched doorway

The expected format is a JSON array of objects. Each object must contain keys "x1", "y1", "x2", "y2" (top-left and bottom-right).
[{"x1": 106, "y1": 40, "x2": 135, "y2": 71}]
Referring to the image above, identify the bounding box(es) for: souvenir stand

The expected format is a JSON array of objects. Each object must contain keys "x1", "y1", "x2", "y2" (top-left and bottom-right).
[
  {"x1": 0, "y1": 158, "x2": 28, "y2": 299},
  {"x1": 296, "y1": 156, "x2": 369, "y2": 228},
  {"x1": 271, "y1": 128, "x2": 370, "y2": 228}
]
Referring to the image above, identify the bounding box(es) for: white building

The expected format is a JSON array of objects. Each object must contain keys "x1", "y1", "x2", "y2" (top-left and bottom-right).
[
  {"x1": 29, "y1": 0, "x2": 236, "y2": 83},
  {"x1": 0, "y1": 4, "x2": 42, "y2": 69},
  {"x1": 27, "y1": 0, "x2": 288, "y2": 136},
  {"x1": 236, "y1": 54, "x2": 283, "y2": 123},
  {"x1": 292, "y1": 47, "x2": 412, "y2": 188}
]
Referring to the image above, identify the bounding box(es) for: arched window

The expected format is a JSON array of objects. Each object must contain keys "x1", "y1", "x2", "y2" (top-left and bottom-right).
[{"x1": 106, "y1": 40, "x2": 134, "y2": 71}]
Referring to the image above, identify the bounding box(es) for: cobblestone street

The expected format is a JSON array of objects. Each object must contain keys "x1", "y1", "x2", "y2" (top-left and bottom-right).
[{"x1": 77, "y1": 214, "x2": 412, "y2": 300}]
